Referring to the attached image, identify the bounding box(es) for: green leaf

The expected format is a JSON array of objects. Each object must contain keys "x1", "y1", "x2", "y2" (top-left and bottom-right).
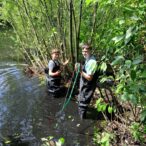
[
  {"x1": 116, "y1": 84, "x2": 124, "y2": 94},
  {"x1": 100, "y1": 77, "x2": 110, "y2": 83},
  {"x1": 124, "y1": 6, "x2": 135, "y2": 12},
  {"x1": 100, "y1": 62, "x2": 107, "y2": 72},
  {"x1": 111, "y1": 56, "x2": 124, "y2": 65},
  {"x1": 125, "y1": 60, "x2": 132, "y2": 68},
  {"x1": 108, "y1": 106, "x2": 113, "y2": 113},
  {"x1": 4, "y1": 140, "x2": 11, "y2": 144},
  {"x1": 125, "y1": 26, "x2": 135, "y2": 45},
  {"x1": 140, "y1": 109, "x2": 146, "y2": 123},
  {"x1": 41, "y1": 138, "x2": 48, "y2": 142},
  {"x1": 141, "y1": 71, "x2": 146, "y2": 78},
  {"x1": 85, "y1": 0, "x2": 91, "y2": 5},
  {"x1": 112, "y1": 35, "x2": 124, "y2": 43},
  {"x1": 59, "y1": 137, "x2": 65, "y2": 144},
  {"x1": 85, "y1": 0, "x2": 98, "y2": 5},
  {"x1": 97, "y1": 105, "x2": 102, "y2": 112},
  {"x1": 129, "y1": 94, "x2": 138, "y2": 105},
  {"x1": 96, "y1": 98, "x2": 102, "y2": 106},
  {"x1": 97, "y1": 103, "x2": 107, "y2": 112},
  {"x1": 119, "y1": 20, "x2": 125, "y2": 25},
  {"x1": 100, "y1": 133, "x2": 110, "y2": 143},
  {"x1": 120, "y1": 92, "x2": 129, "y2": 101},
  {"x1": 101, "y1": 104, "x2": 107, "y2": 112},
  {"x1": 130, "y1": 70, "x2": 136, "y2": 80},
  {"x1": 133, "y1": 56, "x2": 143, "y2": 65},
  {"x1": 130, "y1": 15, "x2": 140, "y2": 21},
  {"x1": 125, "y1": 27, "x2": 133, "y2": 39}
]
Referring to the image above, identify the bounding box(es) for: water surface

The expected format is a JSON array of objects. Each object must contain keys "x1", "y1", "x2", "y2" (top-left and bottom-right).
[{"x1": 0, "y1": 61, "x2": 96, "y2": 146}]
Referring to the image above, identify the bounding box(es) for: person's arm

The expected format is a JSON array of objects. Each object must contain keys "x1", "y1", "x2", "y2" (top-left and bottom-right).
[
  {"x1": 81, "y1": 60, "x2": 97, "y2": 81},
  {"x1": 81, "y1": 71, "x2": 93, "y2": 81},
  {"x1": 49, "y1": 70, "x2": 61, "y2": 77},
  {"x1": 74, "y1": 62, "x2": 93, "y2": 81},
  {"x1": 62, "y1": 59, "x2": 69, "y2": 66}
]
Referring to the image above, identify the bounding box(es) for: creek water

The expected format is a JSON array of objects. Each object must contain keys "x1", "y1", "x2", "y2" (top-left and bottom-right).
[{"x1": 0, "y1": 61, "x2": 97, "y2": 146}]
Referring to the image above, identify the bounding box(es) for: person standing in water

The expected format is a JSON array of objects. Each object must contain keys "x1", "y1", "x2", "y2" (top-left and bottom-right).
[
  {"x1": 76, "y1": 44, "x2": 97, "y2": 119},
  {"x1": 47, "y1": 48, "x2": 69, "y2": 97}
]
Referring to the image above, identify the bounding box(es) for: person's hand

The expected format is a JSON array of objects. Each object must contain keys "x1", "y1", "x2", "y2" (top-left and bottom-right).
[
  {"x1": 56, "y1": 70, "x2": 61, "y2": 76},
  {"x1": 75, "y1": 63, "x2": 78, "y2": 71},
  {"x1": 63, "y1": 58, "x2": 69, "y2": 66},
  {"x1": 75, "y1": 63, "x2": 81, "y2": 71}
]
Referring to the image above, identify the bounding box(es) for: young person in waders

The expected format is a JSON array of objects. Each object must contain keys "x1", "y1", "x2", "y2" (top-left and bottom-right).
[
  {"x1": 46, "y1": 49, "x2": 69, "y2": 97},
  {"x1": 76, "y1": 44, "x2": 98, "y2": 119}
]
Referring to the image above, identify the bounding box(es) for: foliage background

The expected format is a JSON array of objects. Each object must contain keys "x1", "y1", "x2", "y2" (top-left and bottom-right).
[{"x1": 0, "y1": 0, "x2": 146, "y2": 145}]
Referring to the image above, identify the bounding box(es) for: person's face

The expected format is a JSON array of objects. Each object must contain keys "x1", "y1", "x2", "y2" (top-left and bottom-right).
[
  {"x1": 82, "y1": 48, "x2": 90, "y2": 59},
  {"x1": 51, "y1": 52, "x2": 60, "y2": 60}
]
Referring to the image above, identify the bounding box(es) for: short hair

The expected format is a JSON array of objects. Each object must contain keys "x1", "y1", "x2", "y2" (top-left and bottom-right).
[
  {"x1": 80, "y1": 43, "x2": 92, "y2": 50},
  {"x1": 51, "y1": 48, "x2": 60, "y2": 54}
]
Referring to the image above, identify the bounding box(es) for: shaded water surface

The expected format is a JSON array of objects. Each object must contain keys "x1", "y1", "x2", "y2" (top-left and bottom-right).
[{"x1": 0, "y1": 62, "x2": 96, "y2": 146}]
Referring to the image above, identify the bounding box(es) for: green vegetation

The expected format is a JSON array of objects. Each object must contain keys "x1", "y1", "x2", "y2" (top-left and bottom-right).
[
  {"x1": 0, "y1": 27, "x2": 22, "y2": 61},
  {"x1": 41, "y1": 136, "x2": 65, "y2": 146},
  {"x1": 0, "y1": 0, "x2": 146, "y2": 145}
]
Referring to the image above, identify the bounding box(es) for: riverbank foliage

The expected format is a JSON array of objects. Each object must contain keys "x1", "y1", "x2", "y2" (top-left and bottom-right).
[
  {"x1": 0, "y1": 0, "x2": 146, "y2": 145},
  {"x1": 0, "y1": 27, "x2": 22, "y2": 61}
]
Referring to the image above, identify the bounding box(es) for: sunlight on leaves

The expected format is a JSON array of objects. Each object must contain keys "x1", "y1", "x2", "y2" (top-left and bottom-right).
[{"x1": 112, "y1": 35, "x2": 124, "y2": 44}]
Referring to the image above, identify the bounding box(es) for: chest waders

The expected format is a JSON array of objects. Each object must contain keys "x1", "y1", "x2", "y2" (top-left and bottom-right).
[
  {"x1": 78, "y1": 61, "x2": 98, "y2": 119},
  {"x1": 47, "y1": 61, "x2": 61, "y2": 95}
]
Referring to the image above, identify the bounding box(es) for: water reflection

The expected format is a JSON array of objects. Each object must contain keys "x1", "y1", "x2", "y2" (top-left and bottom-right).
[{"x1": 0, "y1": 62, "x2": 96, "y2": 146}]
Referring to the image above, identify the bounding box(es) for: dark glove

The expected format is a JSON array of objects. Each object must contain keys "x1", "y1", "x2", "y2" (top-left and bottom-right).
[{"x1": 44, "y1": 67, "x2": 49, "y2": 74}]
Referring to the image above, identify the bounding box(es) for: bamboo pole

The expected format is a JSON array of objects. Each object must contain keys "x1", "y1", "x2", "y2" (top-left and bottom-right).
[
  {"x1": 90, "y1": 2, "x2": 98, "y2": 44},
  {"x1": 76, "y1": 0, "x2": 83, "y2": 62},
  {"x1": 22, "y1": 0, "x2": 48, "y2": 67},
  {"x1": 69, "y1": 0, "x2": 74, "y2": 66}
]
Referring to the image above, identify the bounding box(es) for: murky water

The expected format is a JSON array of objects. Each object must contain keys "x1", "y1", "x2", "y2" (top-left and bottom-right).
[{"x1": 0, "y1": 61, "x2": 96, "y2": 146}]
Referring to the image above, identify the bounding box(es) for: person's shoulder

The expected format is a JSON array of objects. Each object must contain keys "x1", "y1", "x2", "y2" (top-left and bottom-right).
[
  {"x1": 48, "y1": 60, "x2": 55, "y2": 66},
  {"x1": 49, "y1": 60, "x2": 54, "y2": 63},
  {"x1": 91, "y1": 55, "x2": 96, "y2": 60},
  {"x1": 54, "y1": 60, "x2": 60, "y2": 64},
  {"x1": 89, "y1": 56, "x2": 96, "y2": 63}
]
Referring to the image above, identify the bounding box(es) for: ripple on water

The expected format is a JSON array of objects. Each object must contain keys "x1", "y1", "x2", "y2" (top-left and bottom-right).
[
  {"x1": 0, "y1": 62, "x2": 43, "y2": 144},
  {"x1": 0, "y1": 61, "x2": 96, "y2": 146}
]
